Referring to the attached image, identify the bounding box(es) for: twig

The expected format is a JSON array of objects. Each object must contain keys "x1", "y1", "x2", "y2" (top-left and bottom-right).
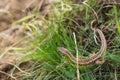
[
  {"x1": 73, "y1": 32, "x2": 80, "y2": 80},
  {"x1": 0, "y1": 71, "x2": 17, "y2": 80},
  {"x1": 6, "y1": 62, "x2": 30, "y2": 75},
  {"x1": 82, "y1": 1, "x2": 98, "y2": 21},
  {"x1": 114, "y1": 67, "x2": 118, "y2": 80}
]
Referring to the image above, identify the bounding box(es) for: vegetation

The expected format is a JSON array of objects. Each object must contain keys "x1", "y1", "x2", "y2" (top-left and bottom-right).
[{"x1": 1, "y1": 0, "x2": 120, "y2": 80}]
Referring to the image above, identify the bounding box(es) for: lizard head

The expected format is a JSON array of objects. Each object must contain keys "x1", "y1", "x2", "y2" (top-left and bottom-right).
[{"x1": 57, "y1": 47, "x2": 70, "y2": 55}]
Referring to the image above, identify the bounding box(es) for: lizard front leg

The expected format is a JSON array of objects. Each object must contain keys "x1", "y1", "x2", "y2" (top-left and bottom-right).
[{"x1": 95, "y1": 58, "x2": 105, "y2": 65}]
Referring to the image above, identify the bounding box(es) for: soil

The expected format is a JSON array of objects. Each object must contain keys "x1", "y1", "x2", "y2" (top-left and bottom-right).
[{"x1": 0, "y1": 0, "x2": 56, "y2": 79}]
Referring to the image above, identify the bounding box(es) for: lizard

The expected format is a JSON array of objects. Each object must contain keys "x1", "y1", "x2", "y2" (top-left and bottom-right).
[{"x1": 57, "y1": 27, "x2": 107, "y2": 65}]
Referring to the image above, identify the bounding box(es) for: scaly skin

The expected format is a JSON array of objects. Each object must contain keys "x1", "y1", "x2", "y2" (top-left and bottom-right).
[{"x1": 57, "y1": 28, "x2": 107, "y2": 65}]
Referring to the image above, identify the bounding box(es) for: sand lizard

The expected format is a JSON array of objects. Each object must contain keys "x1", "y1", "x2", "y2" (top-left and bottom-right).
[{"x1": 57, "y1": 28, "x2": 107, "y2": 65}]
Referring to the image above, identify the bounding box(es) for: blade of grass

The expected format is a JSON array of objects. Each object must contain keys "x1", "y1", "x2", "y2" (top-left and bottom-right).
[{"x1": 113, "y1": 5, "x2": 120, "y2": 34}]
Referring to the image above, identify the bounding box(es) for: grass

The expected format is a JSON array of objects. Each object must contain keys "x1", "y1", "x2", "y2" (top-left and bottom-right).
[
  {"x1": 113, "y1": 5, "x2": 120, "y2": 34},
  {"x1": 12, "y1": 0, "x2": 120, "y2": 80}
]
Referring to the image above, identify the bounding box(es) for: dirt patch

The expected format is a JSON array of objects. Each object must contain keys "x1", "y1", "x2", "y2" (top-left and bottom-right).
[{"x1": 0, "y1": 0, "x2": 56, "y2": 79}]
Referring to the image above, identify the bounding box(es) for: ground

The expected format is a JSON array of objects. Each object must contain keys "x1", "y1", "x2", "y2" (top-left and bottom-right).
[{"x1": 0, "y1": 0, "x2": 120, "y2": 80}]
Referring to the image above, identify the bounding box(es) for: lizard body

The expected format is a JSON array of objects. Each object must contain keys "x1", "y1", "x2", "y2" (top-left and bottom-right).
[{"x1": 57, "y1": 28, "x2": 107, "y2": 65}]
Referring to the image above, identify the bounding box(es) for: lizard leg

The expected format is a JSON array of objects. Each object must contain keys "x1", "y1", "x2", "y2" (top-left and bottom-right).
[
  {"x1": 89, "y1": 52, "x2": 96, "y2": 57},
  {"x1": 95, "y1": 58, "x2": 105, "y2": 65}
]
